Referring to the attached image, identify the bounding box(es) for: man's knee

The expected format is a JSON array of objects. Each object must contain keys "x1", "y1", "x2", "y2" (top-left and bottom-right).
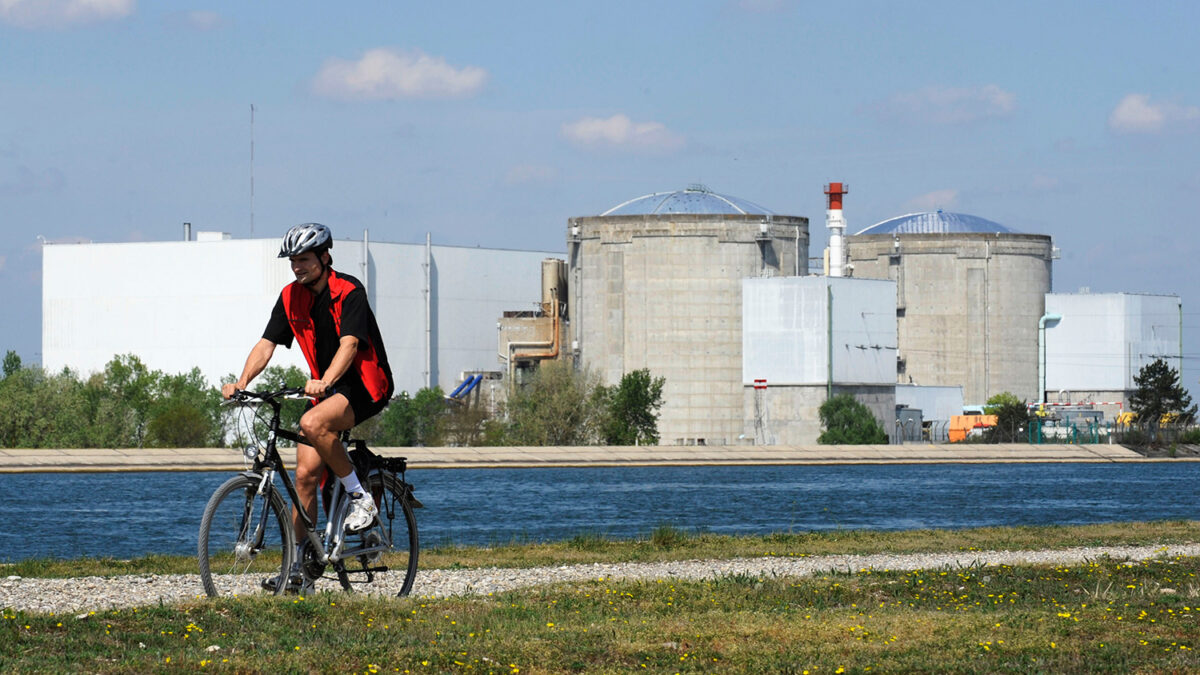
[{"x1": 299, "y1": 410, "x2": 329, "y2": 440}]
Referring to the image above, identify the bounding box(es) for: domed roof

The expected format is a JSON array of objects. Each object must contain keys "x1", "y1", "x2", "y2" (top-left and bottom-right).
[
  {"x1": 601, "y1": 184, "x2": 774, "y2": 216},
  {"x1": 855, "y1": 210, "x2": 1019, "y2": 235}
]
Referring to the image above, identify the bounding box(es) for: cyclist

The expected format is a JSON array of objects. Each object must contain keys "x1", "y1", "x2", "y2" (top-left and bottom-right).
[{"x1": 222, "y1": 222, "x2": 394, "y2": 591}]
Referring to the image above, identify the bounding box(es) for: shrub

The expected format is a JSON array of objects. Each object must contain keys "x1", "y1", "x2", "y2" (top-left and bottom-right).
[{"x1": 818, "y1": 394, "x2": 888, "y2": 445}]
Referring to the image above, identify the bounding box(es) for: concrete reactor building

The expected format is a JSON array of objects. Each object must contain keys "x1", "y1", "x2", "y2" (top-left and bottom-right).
[
  {"x1": 846, "y1": 211, "x2": 1056, "y2": 405},
  {"x1": 567, "y1": 185, "x2": 809, "y2": 445}
]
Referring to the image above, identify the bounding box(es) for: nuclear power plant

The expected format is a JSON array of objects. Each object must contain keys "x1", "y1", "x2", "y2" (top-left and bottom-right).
[{"x1": 40, "y1": 181, "x2": 1183, "y2": 445}]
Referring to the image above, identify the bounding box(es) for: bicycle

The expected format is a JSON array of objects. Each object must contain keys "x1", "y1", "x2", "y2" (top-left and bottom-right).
[{"x1": 198, "y1": 387, "x2": 420, "y2": 597}]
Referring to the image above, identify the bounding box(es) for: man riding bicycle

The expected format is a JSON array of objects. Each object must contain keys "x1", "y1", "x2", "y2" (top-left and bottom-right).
[{"x1": 222, "y1": 222, "x2": 394, "y2": 591}]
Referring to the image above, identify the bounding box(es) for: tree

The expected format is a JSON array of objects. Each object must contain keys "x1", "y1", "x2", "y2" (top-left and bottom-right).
[
  {"x1": 2, "y1": 350, "x2": 21, "y2": 378},
  {"x1": 503, "y1": 361, "x2": 606, "y2": 446},
  {"x1": 0, "y1": 365, "x2": 92, "y2": 448},
  {"x1": 372, "y1": 387, "x2": 447, "y2": 447},
  {"x1": 600, "y1": 368, "x2": 666, "y2": 445},
  {"x1": 1130, "y1": 358, "x2": 1196, "y2": 427},
  {"x1": 145, "y1": 368, "x2": 224, "y2": 447},
  {"x1": 983, "y1": 391, "x2": 1031, "y2": 443},
  {"x1": 224, "y1": 365, "x2": 309, "y2": 447},
  {"x1": 87, "y1": 354, "x2": 158, "y2": 447},
  {"x1": 817, "y1": 394, "x2": 888, "y2": 444}
]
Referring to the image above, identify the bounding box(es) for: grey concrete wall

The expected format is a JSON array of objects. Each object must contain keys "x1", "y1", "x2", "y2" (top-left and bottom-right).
[
  {"x1": 568, "y1": 214, "x2": 808, "y2": 445},
  {"x1": 743, "y1": 383, "x2": 895, "y2": 445},
  {"x1": 848, "y1": 233, "x2": 1053, "y2": 404}
]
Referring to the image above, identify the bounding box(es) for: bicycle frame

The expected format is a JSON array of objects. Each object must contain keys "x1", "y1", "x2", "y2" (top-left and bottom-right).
[{"x1": 240, "y1": 389, "x2": 391, "y2": 568}]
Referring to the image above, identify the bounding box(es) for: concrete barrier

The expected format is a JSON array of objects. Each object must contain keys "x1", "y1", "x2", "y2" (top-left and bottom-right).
[{"x1": 0, "y1": 443, "x2": 1168, "y2": 473}]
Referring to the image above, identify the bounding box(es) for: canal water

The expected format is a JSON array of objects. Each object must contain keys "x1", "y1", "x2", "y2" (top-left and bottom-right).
[{"x1": 2, "y1": 463, "x2": 1197, "y2": 562}]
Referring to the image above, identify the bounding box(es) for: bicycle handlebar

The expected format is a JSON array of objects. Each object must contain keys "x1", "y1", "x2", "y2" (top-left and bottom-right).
[{"x1": 227, "y1": 387, "x2": 309, "y2": 404}]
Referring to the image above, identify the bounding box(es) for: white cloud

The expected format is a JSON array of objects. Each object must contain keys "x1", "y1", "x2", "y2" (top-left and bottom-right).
[
  {"x1": 734, "y1": 0, "x2": 790, "y2": 12},
  {"x1": 311, "y1": 48, "x2": 487, "y2": 101},
  {"x1": 0, "y1": 0, "x2": 133, "y2": 28},
  {"x1": 0, "y1": 166, "x2": 65, "y2": 195},
  {"x1": 160, "y1": 9, "x2": 225, "y2": 31},
  {"x1": 1030, "y1": 174, "x2": 1060, "y2": 191},
  {"x1": 1108, "y1": 93, "x2": 1200, "y2": 134},
  {"x1": 874, "y1": 85, "x2": 1016, "y2": 125},
  {"x1": 503, "y1": 164, "x2": 557, "y2": 186},
  {"x1": 561, "y1": 114, "x2": 685, "y2": 152},
  {"x1": 184, "y1": 10, "x2": 222, "y2": 30},
  {"x1": 904, "y1": 189, "x2": 958, "y2": 212}
]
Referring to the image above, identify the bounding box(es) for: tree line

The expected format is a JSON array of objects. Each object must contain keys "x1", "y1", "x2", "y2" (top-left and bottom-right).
[{"x1": 0, "y1": 352, "x2": 665, "y2": 449}]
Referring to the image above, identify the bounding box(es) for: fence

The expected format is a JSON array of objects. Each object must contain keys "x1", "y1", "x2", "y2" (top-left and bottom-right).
[{"x1": 891, "y1": 419, "x2": 1199, "y2": 447}]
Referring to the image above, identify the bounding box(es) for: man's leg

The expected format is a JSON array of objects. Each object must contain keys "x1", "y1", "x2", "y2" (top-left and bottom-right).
[
  {"x1": 291, "y1": 442, "x2": 326, "y2": 545},
  {"x1": 298, "y1": 393, "x2": 357, "y2": 479},
  {"x1": 298, "y1": 394, "x2": 376, "y2": 531}
]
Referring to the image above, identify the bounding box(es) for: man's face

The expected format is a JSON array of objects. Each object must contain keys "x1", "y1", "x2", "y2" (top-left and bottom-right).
[{"x1": 290, "y1": 251, "x2": 324, "y2": 285}]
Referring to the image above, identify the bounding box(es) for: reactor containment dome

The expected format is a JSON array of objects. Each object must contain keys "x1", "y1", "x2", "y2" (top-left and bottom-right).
[
  {"x1": 600, "y1": 184, "x2": 774, "y2": 217},
  {"x1": 855, "y1": 210, "x2": 1020, "y2": 236}
]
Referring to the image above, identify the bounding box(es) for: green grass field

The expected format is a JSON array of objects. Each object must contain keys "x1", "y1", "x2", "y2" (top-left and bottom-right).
[{"x1": 2, "y1": 522, "x2": 1198, "y2": 673}]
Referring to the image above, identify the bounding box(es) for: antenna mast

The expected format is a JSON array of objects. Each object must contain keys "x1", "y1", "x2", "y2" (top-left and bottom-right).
[{"x1": 250, "y1": 104, "x2": 255, "y2": 236}]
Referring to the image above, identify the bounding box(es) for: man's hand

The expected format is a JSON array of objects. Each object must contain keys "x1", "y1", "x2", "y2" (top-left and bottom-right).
[
  {"x1": 305, "y1": 379, "x2": 331, "y2": 398},
  {"x1": 221, "y1": 382, "x2": 245, "y2": 400}
]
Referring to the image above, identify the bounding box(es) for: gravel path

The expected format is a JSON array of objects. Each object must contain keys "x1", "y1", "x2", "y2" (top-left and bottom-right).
[{"x1": 4, "y1": 544, "x2": 1198, "y2": 615}]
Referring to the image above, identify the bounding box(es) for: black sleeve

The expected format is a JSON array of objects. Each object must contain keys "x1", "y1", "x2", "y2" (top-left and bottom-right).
[
  {"x1": 262, "y1": 294, "x2": 294, "y2": 348},
  {"x1": 339, "y1": 288, "x2": 372, "y2": 346}
]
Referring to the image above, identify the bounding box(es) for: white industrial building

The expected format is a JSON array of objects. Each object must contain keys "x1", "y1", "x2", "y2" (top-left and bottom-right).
[
  {"x1": 42, "y1": 232, "x2": 561, "y2": 395},
  {"x1": 895, "y1": 384, "x2": 965, "y2": 441},
  {"x1": 742, "y1": 276, "x2": 898, "y2": 444},
  {"x1": 1043, "y1": 292, "x2": 1182, "y2": 415}
]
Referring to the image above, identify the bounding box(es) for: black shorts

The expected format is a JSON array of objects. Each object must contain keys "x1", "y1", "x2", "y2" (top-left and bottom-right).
[{"x1": 309, "y1": 381, "x2": 388, "y2": 426}]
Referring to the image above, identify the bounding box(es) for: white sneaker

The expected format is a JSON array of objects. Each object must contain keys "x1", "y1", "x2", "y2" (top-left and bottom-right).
[{"x1": 345, "y1": 492, "x2": 378, "y2": 532}]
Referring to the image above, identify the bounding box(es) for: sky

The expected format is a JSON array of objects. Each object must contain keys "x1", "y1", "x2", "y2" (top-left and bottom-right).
[{"x1": 2, "y1": 0, "x2": 1199, "y2": 399}]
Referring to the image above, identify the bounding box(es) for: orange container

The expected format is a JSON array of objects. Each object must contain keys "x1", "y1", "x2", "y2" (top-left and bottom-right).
[{"x1": 948, "y1": 414, "x2": 998, "y2": 442}]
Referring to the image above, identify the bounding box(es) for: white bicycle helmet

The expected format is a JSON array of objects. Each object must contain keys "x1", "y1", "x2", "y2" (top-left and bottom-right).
[{"x1": 278, "y1": 222, "x2": 333, "y2": 258}]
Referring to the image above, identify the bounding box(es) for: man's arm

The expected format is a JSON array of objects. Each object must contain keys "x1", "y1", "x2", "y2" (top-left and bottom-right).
[
  {"x1": 305, "y1": 335, "x2": 359, "y2": 398},
  {"x1": 221, "y1": 338, "x2": 278, "y2": 399}
]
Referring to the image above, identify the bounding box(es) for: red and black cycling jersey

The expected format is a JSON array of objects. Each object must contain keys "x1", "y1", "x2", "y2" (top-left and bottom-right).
[{"x1": 263, "y1": 270, "x2": 393, "y2": 403}]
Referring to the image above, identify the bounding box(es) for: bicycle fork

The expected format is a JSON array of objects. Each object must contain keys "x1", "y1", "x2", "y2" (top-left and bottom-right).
[{"x1": 323, "y1": 477, "x2": 393, "y2": 565}]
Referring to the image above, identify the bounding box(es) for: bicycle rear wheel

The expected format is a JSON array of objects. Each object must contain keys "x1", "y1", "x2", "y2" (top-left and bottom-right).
[
  {"x1": 335, "y1": 470, "x2": 419, "y2": 596},
  {"x1": 198, "y1": 474, "x2": 295, "y2": 597}
]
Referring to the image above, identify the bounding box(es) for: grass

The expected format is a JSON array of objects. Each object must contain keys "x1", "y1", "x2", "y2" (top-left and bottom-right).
[
  {"x1": 2, "y1": 532, "x2": 1199, "y2": 672},
  {"x1": 4, "y1": 520, "x2": 1200, "y2": 578}
]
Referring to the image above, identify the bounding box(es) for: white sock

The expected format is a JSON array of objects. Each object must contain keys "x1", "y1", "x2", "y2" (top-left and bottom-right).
[
  {"x1": 294, "y1": 545, "x2": 304, "y2": 566},
  {"x1": 339, "y1": 471, "x2": 365, "y2": 497}
]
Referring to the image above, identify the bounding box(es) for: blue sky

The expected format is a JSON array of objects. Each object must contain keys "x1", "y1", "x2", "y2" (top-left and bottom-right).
[{"x1": 3, "y1": 0, "x2": 1199, "y2": 397}]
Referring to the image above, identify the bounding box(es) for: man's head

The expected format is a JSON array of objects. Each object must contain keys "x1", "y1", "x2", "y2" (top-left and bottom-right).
[
  {"x1": 289, "y1": 249, "x2": 329, "y2": 287},
  {"x1": 279, "y1": 223, "x2": 333, "y2": 288}
]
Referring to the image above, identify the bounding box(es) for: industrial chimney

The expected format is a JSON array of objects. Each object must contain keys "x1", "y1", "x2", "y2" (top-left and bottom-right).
[{"x1": 824, "y1": 183, "x2": 848, "y2": 277}]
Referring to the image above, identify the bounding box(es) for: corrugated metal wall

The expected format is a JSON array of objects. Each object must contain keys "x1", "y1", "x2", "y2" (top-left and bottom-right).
[{"x1": 42, "y1": 237, "x2": 561, "y2": 395}]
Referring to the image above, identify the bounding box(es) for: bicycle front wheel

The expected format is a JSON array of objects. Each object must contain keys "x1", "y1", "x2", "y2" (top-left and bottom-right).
[
  {"x1": 198, "y1": 474, "x2": 295, "y2": 597},
  {"x1": 335, "y1": 470, "x2": 419, "y2": 596}
]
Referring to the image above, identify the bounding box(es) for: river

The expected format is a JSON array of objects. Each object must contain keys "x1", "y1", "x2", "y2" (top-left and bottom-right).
[{"x1": 2, "y1": 462, "x2": 1197, "y2": 562}]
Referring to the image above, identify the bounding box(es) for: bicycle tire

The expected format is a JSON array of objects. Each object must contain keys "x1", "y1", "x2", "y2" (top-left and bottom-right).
[
  {"x1": 334, "y1": 470, "x2": 419, "y2": 596},
  {"x1": 198, "y1": 474, "x2": 295, "y2": 597}
]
